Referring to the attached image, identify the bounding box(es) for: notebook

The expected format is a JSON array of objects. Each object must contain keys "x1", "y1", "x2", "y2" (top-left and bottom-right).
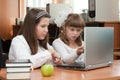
[{"x1": 57, "y1": 27, "x2": 114, "y2": 70}]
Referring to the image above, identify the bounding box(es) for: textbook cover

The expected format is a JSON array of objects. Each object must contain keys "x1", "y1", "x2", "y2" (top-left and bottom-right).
[{"x1": 6, "y1": 59, "x2": 32, "y2": 67}]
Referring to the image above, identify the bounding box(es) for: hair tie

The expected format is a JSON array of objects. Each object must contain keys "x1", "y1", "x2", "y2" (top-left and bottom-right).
[{"x1": 36, "y1": 11, "x2": 48, "y2": 20}]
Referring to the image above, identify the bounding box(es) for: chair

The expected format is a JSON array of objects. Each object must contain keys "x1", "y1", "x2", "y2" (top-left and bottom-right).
[
  {"x1": 0, "y1": 39, "x2": 3, "y2": 68},
  {"x1": 0, "y1": 39, "x2": 8, "y2": 68},
  {"x1": 48, "y1": 23, "x2": 59, "y2": 45}
]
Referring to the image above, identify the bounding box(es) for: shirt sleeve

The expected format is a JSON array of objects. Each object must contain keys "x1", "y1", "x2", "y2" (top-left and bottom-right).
[
  {"x1": 9, "y1": 36, "x2": 52, "y2": 68},
  {"x1": 30, "y1": 50, "x2": 52, "y2": 68},
  {"x1": 47, "y1": 43, "x2": 54, "y2": 50},
  {"x1": 75, "y1": 41, "x2": 85, "y2": 63},
  {"x1": 52, "y1": 39, "x2": 78, "y2": 64}
]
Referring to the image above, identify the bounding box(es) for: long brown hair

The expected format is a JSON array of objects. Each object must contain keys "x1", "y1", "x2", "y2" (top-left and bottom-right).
[
  {"x1": 18, "y1": 8, "x2": 50, "y2": 55},
  {"x1": 59, "y1": 13, "x2": 85, "y2": 46}
]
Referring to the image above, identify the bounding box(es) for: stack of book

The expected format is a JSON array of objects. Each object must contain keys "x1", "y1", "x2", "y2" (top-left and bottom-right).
[{"x1": 6, "y1": 59, "x2": 32, "y2": 80}]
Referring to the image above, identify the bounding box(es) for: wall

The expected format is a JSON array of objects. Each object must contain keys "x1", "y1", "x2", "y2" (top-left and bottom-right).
[
  {"x1": 0, "y1": 0, "x2": 19, "y2": 40},
  {"x1": 95, "y1": 0, "x2": 119, "y2": 21},
  {"x1": 52, "y1": 0, "x2": 119, "y2": 21}
]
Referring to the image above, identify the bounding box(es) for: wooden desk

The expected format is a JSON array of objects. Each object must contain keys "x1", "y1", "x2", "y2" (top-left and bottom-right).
[{"x1": 1, "y1": 60, "x2": 120, "y2": 80}]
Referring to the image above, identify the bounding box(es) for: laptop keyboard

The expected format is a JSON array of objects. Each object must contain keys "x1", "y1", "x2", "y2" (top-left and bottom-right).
[{"x1": 57, "y1": 62, "x2": 85, "y2": 70}]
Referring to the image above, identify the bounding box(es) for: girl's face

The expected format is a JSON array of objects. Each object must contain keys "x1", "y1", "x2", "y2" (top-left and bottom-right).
[
  {"x1": 65, "y1": 26, "x2": 82, "y2": 41},
  {"x1": 36, "y1": 17, "x2": 50, "y2": 40}
]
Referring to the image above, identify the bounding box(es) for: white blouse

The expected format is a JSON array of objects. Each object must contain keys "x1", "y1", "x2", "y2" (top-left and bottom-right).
[
  {"x1": 9, "y1": 35, "x2": 53, "y2": 68},
  {"x1": 52, "y1": 38, "x2": 84, "y2": 64}
]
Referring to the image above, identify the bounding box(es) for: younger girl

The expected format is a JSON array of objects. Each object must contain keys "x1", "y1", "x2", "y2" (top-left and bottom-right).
[{"x1": 52, "y1": 13, "x2": 85, "y2": 64}]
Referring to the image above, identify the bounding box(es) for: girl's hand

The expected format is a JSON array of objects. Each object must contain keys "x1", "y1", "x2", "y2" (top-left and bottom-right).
[
  {"x1": 48, "y1": 49, "x2": 63, "y2": 64},
  {"x1": 76, "y1": 46, "x2": 84, "y2": 55}
]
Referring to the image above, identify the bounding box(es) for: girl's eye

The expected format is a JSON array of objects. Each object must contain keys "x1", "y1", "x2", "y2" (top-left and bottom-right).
[
  {"x1": 70, "y1": 28, "x2": 74, "y2": 31},
  {"x1": 41, "y1": 26, "x2": 45, "y2": 28},
  {"x1": 77, "y1": 29, "x2": 81, "y2": 32}
]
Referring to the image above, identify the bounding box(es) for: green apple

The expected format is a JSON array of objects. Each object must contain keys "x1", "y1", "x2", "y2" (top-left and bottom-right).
[{"x1": 41, "y1": 64, "x2": 54, "y2": 77}]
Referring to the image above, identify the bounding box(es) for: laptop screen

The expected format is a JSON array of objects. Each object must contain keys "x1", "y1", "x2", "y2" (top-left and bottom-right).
[{"x1": 84, "y1": 27, "x2": 114, "y2": 67}]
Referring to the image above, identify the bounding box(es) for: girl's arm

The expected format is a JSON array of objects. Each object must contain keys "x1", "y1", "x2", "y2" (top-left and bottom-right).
[
  {"x1": 52, "y1": 39, "x2": 78, "y2": 64},
  {"x1": 9, "y1": 36, "x2": 52, "y2": 68}
]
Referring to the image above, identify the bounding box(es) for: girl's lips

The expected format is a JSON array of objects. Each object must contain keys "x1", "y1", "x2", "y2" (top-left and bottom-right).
[{"x1": 72, "y1": 36, "x2": 77, "y2": 38}]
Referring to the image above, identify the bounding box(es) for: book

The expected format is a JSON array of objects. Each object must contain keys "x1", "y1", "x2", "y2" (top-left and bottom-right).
[
  {"x1": 7, "y1": 67, "x2": 31, "y2": 73},
  {"x1": 6, "y1": 59, "x2": 32, "y2": 67},
  {"x1": 7, "y1": 72, "x2": 30, "y2": 80}
]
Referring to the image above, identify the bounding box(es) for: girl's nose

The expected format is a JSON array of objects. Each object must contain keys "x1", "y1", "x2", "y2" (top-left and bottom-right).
[
  {"x1": 74, "y1": 31, "x2": 78, "y2": 34},
  {"x1": 45, "y1": 27, "x2": 48, "y2": 32}
]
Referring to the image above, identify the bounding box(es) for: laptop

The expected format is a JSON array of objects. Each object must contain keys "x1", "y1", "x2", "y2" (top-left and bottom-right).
[{"x1": 57, "y1": 27, "x2": 114, "y2": 70}]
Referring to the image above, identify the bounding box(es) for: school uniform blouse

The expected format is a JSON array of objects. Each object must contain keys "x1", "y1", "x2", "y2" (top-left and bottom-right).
[
  {"x1": 9, "y1": 35, "x2": 53, "y2": 68},
  {"x1": 52, "y1": 38, "x2": 84, "y2": 64}
]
